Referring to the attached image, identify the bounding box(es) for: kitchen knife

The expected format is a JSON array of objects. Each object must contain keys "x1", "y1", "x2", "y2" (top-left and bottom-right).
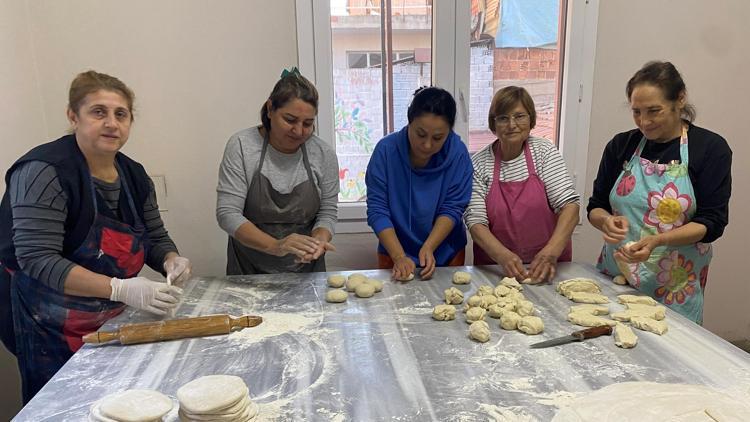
[{"x1": 530, "y1": 325, "x2": 613, "y2": 349}]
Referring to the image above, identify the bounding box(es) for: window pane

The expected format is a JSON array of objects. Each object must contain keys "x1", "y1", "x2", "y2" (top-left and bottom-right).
[
  {"x1": 369, "y1": 52, "x2": 382, "y2": 68},
  {"x1": 331, "y1": 0, "x2": 432, "y2": 203},
  {"x1": 468, "y1": 0, "x2": 566, "y2": 153},
  {"x1": 347, "y1": 52, "x2": 368, "y2": 68}
]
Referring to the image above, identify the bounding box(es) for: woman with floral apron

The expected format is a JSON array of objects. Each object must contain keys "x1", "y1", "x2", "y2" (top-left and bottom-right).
[
  {"x1": 0, "y1": 71, "x2": 190, "y2": 402},
  {"x1": 589, "y1": 62, "x2": 731, "y2": 324}
]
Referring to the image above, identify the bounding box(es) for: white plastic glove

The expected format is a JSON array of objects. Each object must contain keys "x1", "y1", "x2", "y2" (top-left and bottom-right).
[
  {"x1": 163, "y1": 256, "x2": 192, "y2": 286},
  {"x1": 109, "y1": 277, "x2": 183, "y2": 316}
]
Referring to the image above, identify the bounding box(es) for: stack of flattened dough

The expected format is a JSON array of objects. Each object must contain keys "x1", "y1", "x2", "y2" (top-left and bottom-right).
[
  {"x1": 89, "y1": 389, "x2": 173, "y2": 422},
  {"x1": 177, "y1": 375, "x2": 258, "y2": 422},
  {"x1": 558, "y1": 278, "x2": 671, "y2": 349}
]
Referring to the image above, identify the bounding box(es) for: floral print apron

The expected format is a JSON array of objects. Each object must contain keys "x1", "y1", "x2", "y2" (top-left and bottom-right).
[{"x1": 597, "y1": 126, "x2": 711, "y2": 324}]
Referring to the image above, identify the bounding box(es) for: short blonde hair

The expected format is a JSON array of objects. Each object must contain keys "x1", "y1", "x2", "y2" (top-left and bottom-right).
[{"x1": 487, "y1": 86, "x2": 536, "y2": 132}]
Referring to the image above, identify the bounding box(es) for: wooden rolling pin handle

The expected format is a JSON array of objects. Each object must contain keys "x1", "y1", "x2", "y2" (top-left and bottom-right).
[
  {"x1": 82, "y1": 331, "x2": 120, "y2": 344},
  {"x1": 232, "y1": 315, "x2": 263, "y2": 330}
]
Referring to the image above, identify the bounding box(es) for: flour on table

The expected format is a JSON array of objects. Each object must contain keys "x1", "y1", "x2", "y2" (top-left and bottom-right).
[
  {"x1": 551, "y1": 382, "x2": 750, "y2": 421},
  {"x1": 228, "y1": 312, "x2": 320, "y2": 343},
  {"x1": 477, "y1": 403, "x2": 538, "y2": 422}
]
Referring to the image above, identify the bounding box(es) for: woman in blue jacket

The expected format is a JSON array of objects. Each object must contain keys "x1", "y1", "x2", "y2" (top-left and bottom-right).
[{"x1": 366, "y1": 87, "x2": 472, "y2": 280}]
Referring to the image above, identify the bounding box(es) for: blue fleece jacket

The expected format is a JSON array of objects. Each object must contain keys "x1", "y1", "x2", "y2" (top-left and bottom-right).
[{"x1": 366, "y1": 126, "x2": 472, "y2": 266}]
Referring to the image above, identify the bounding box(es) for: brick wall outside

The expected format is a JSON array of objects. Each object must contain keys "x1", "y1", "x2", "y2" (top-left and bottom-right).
[{"x1": 493, "y1": 47, "x2": 559, "y2": 81}]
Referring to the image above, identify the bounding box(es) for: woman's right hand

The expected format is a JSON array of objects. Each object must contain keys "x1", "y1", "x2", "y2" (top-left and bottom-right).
[
  {"x1": 601, "y1": 215, "x2": 629, "y2": 243},
  {"x1": 272, "y1": 233, "x2": 321, "y2": 259},
  {"x1": 392, "y1": 255, "x2": 416, "y2": 281},
  {"x1": 496, "y1": 249, "x2": 528, "y2": 281}
]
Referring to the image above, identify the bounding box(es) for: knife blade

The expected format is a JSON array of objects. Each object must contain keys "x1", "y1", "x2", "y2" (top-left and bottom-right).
[{"x1": 530, "y1": 325, "x2": 613, "y2": 349}]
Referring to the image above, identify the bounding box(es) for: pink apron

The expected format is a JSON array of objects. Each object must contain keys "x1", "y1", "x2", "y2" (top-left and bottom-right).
[{"x1": 474, "y1": 141, "x2": 572, "y2": 264}]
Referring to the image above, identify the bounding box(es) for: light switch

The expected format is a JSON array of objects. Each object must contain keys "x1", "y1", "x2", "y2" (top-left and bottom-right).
[{"x1": 150, "y1": 174, "x2": 168, "y2": 212}]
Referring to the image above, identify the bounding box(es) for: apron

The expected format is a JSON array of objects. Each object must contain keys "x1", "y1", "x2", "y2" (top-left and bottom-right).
[
  {"x1": 226, "y1": 135, "x2": 325, "y2": 274},
  {"x1": 11, "y1": 166, "x2": 147, "y2": 403},
  {"x1": 474, "y1": 140, "x2": 572, "y2": 265},
  {"x1": 597, "y1": 126, "x2": 711, "y2": 324}
]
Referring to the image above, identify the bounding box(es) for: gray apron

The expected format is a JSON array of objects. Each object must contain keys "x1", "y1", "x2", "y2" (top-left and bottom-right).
[{"x1": 226, "y1": 134, "x2": 325, "y2": 274}]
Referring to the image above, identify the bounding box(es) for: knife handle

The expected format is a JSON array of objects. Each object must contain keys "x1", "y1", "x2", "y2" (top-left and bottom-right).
[{"x1": 571, "y1": 325, "x2": 613, "y2": 341}]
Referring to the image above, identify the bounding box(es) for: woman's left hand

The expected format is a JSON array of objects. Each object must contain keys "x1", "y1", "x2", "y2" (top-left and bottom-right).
[
  {"x1": 527, "y1": 248, "x2": 559, "y2": 284},
  {"x1": 615, "y1": 236, "x2": 660, "y2": 263},
  {"x1": 418, "y1": 245, "x2": 436, "y2": 280},
  {"x1": 163, "y1": 255, "x2": 192, "y2": 286}
]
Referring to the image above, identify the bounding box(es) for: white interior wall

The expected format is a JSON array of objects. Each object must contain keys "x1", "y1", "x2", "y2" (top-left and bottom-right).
[
  {"x1": 574, "y1": 0, "x2": 750, "y2": 341},
  {"x1": 21, "y1": 0, "x2": 299, "y2": 278},
  {"x1": 1, "y1": 1, "x2": 748, "y2": 416}
]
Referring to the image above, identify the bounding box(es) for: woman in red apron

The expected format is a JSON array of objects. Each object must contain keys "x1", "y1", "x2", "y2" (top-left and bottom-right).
[
  {"x1": 466, "y1": 86, "x2": 580, "y2": 283},
  {"x1": 0, "y1": 71, "x2": 190, "y2": 402},
  {"x1": 588, "y1": 61, "x2": 731, "y2": 324}
]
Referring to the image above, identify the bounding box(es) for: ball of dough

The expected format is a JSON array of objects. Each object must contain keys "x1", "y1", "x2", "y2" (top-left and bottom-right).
[
  {"x1": 395, "y1": 272, "x2": 415, "y2": 282},
  {"x1": 452, "y1": 271, "x2": 472, "y2": 285},
  {"x1": 466, "y1": 295, "x2": 482, "y2": 308},
  {"x1": 444, "y1": 287, "x2": 464, "y2": 305},
  {"x1": 177, "y1": 375, "x2": 248, "y2": 414},
  {"x1": 466, "y1": 307, "x2": 487, "y2": 323},
  {"x1": 477, "y1": 285, "x2": 494, "y2": 296},
  {"x1": 515, "y1": 300, "x2": 534, "y2": 317},
  {"x1": 494, "y1": 285, "x2": 512, "y2": 297},
  {"x1": 98, "y1": 389, "x2": 173, "y2": 422},
  {"x1": 348, "y1": 273, "x2": 367, "y2": 282},
  {"x1": 479, "y1": 295, "x2": 498, "y2": 309},
  {"x1": 612, "y1": 274, "x2": 628, "y2": 285},
  {"x1": 355, "y1": 283, "x2": 376, "y2": 298},
  {"x1": 517, "y1": 316, "x2": 544, "y2": 335},
  {"x1": 367, "y1": 278, "x2": 384, "y2": 292},
  {"x1": 499, "y1": 311, "x2": 521, "y2": 330},
  {"x1": 499, "y1": 277, "x2": 523, "y2": 290},
  {"x1": 506, "y1": 289, "x2": 525, "y2": 301},
  {"x1": 346, "y1": 275, "x2": 366, "y2": 292},
  {"x1": 325, "y1": 289, "x2": 348, "y2": 303},
  {"x1": 432, "y1": 304, "x2": 456, "y2": 321},
  {"x1": 469, "y1": 320, "x2": 491, "y2": 343},
  {"x1": 487, "y1": 304, "x2": 506, "y2": 319},
  {"x1": 327, "y1": 274, "x2": 346, "y2": 288}
]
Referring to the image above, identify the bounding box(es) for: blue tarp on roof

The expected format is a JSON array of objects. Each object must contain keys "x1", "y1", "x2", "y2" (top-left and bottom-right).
[{"x1": 495, "y1": 0, "x2": 559, "y2": 48}]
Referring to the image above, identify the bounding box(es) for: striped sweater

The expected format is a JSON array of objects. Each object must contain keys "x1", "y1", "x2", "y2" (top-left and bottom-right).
[{"x1": 463, "y1": 137, "x2": 580, "y2": 228}]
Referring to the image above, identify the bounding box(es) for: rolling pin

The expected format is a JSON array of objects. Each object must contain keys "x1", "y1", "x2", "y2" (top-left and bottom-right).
[{"x1": 82, "y1": 314, "x2": 263, "y2": 345}]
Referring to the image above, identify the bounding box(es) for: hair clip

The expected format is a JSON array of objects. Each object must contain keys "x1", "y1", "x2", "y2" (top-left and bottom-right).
[{"x1": 280, "y1": 67, "x2": 302, "y2": 79}]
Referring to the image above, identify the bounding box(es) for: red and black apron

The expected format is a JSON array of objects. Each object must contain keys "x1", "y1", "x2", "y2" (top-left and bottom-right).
[{"x1": 11, "y1": 167, "x2": 147, "y2": 403}]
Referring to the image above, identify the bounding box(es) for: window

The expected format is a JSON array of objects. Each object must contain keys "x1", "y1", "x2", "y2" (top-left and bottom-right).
[
  {"x1": 297, "y1": 0, "x2": 597, "y2": 230},
  {"x1": 466, "y1": 0, "x2": 567, "y2": 152},
  {"x1": 329, "y1": 0, "x2": 433, "y2": 203},
  {"x1": 346, "y1": 51, "x2": 415, "y2": 69}
]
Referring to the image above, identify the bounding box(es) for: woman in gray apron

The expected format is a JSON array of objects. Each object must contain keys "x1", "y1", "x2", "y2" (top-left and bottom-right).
[{"x1": 216, "y1": 68, "x2": 339, "y2": 274}]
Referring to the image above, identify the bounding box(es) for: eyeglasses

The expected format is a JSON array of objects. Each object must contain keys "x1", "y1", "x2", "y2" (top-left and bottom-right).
[{"x1": 494, "y1": 113, "x2": 530, "y2": 127}]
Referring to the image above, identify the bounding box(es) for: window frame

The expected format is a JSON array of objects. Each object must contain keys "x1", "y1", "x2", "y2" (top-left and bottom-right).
[{"x1": 295, "y1": 0, "x2": 598, "y2": 233}]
